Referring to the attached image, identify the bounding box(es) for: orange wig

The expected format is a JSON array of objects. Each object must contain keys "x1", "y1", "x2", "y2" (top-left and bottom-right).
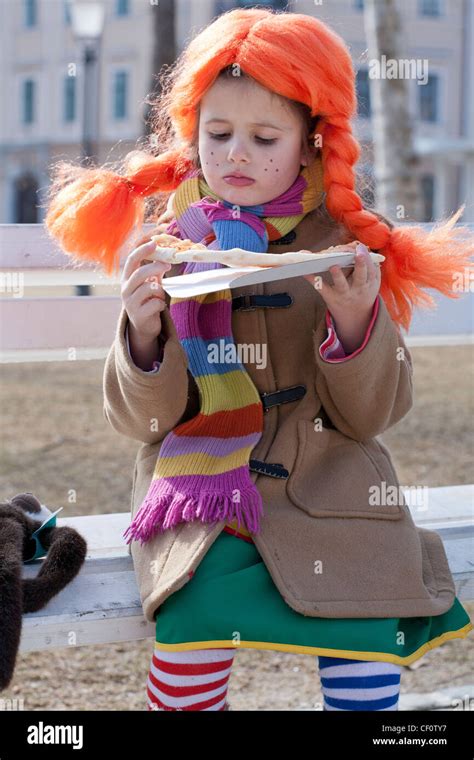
[{"x1": 44, "y1": 7, "x2": 473, "y2": 332}]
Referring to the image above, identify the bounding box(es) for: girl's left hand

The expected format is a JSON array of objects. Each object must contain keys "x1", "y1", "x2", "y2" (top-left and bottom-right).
[{"x1": 302, "y1": 243, "x2": 381, "y2": 319}]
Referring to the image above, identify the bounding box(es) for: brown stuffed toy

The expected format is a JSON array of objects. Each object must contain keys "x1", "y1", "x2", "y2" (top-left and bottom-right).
[{"x1": 0, "y1": 492, "x2": 87, "y2": 690}]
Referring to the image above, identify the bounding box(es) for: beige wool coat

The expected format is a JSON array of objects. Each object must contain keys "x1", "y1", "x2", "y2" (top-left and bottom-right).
[{"x1": 103, "y1": 204, "x2": 456, "y2": 624}]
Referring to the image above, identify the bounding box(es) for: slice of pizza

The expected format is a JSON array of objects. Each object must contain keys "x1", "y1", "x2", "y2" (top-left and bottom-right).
[
  {"x1": 145, "y1": 234, "x2": 207, "y2": 263},
  {"x1": 147, "y1": 233, "x2": 377, "y2": 268},
  {"x1": 171, "y1": 240, "x2": 362, "y2": 268}
]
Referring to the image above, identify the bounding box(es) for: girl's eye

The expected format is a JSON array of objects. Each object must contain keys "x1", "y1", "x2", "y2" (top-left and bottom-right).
[{"x1": 209, "y1": 133, "x2": 276, "y2": 145}]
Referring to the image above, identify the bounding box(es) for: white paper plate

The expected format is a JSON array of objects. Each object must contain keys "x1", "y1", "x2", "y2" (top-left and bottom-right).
[{"x1": 161, "y1": 251, "x2": 384, "y2": 298}]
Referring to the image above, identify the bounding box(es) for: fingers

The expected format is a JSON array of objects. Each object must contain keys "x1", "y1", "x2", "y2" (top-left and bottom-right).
[
  {"x1": 133, "y1": 290, "x2": 168, "y2": 317},
  {"x1": 166, "y1": 192, "x2": 175, "y2": 215},
  {"x1": 122, "y1": 240, "x2": 158, "y2": 284},
  {"x1": 304, "y1": 250, "x2": 379, "y2": 294},
  {"x1": 122, "y1": 236, "x2": 173, "y2": 278},
  {"x1": 303, "y1": 269, "x2": 344, "y2": 296},
  {"x1": 126, "y1": 277, "x2": 169, "y2": 326},
  {"x1": 151, "y1": 195, "x2": 175, "y2": 232},
  {"x1": 351, "y1": 244, "x2": 379, "y2": 286},
  {"x1": 124, "y1": 261, "x2": 170, "y2": 301},
  {"x1": 159, "y1": 209, "x2": 174, "y2": 224},
  {"x1": 328, "y1": 264, "x2": 350, "y2": 292},
  {"x1": 122, "y1": 242, "x2": 171, "y2": 294},
  {"x1": 351, "y1": 253, "x2": 368, "y2": 287},
  {"x1": 122, "y1": 259, "x2": 171, "y2": 304}
]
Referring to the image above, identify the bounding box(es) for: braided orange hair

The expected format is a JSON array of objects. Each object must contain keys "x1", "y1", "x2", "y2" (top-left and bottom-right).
[{"x1": 44, "y1": 7, "x2": 473, "y2": 332}]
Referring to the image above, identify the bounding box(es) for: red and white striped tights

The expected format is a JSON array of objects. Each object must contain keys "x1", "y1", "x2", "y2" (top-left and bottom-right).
[{"x1": 147, "y1": 647, "x2": 235, "y2": 711}]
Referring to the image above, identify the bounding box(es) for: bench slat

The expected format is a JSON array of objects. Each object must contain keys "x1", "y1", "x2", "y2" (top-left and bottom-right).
[
  {"x1": 18, "y1": 485, "x2": 474, "y2": 653},
  {"x1": 0, "y1": 222, "x2": 157, "y2": 269},
  {"x1": 21, "y1": 607, "x2": 156, "y2": 652},
  {"x1": 3, "y1": 269, "x2": 121, "y2": 287},
  {"x1": 54, "y1": 485, "x2": 474, "y2": 554},
  {"x1": 0, "y1": 296, "x2": 121, "y2": 353},
  {"x1": 19, "y1": 531, "x2": 472, "y2": 653}
]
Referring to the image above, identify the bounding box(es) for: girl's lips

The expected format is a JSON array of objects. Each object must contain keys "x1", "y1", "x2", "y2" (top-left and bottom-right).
[{"x1": 223, "y1": 176, "x2": 255, "y2": 186}]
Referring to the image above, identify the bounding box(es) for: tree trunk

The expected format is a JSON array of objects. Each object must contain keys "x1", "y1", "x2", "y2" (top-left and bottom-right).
[
  {"x1": 144, "y1": 0, "x2": 176, "y2": 138},
  {"x1": 363, "y1": 0, "x2": 423, "y2": 221}
]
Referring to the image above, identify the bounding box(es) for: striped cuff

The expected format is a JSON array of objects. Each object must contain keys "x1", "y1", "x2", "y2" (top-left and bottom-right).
[
  {"x1": 125, "y1": 323, "x2": 165, "y2": 373},
  {"x1": 319, "y1": 296, "x2": 380, "y2": 363}
]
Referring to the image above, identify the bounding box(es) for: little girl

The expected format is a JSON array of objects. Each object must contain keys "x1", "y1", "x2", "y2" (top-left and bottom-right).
[{"x1": 45, "y1": 8, "x2": 473, "y2": 712}]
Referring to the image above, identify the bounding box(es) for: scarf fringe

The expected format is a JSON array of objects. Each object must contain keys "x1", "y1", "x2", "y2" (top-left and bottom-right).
[{"x1": 123, "y1": 483, "x2": 264, "y2": 546}]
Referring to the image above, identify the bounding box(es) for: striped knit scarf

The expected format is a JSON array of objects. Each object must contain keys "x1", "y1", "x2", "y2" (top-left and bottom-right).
[{"x1": 123, "y1": 156, "x2": 325, "y2": 545}]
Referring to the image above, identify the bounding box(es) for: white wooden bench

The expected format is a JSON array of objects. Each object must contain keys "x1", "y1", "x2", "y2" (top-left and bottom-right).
[
  {"x1": 1, "y1": 223, "x2": 473, "y2": 653},
  {"x1": 18, "y1": 487, "x2": 474, "y2": 652}
]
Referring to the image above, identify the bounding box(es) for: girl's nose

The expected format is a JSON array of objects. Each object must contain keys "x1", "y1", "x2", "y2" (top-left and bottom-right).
[{"x1": 227, "y1": 140, "x2": 251, "y2": 164}]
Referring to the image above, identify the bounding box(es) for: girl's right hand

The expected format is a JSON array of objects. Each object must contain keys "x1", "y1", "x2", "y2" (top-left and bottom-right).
[{"x1": 120, "y1": 239, "x2": 172, "y2": 342}]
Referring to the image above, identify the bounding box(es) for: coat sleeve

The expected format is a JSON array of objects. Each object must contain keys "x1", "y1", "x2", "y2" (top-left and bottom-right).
[
  {"x1": 103, "y1": 303, "x2": 199, "y2": 444},
  {"x1": 312, "y1": 294, "x2": 414, "y2": 441}
]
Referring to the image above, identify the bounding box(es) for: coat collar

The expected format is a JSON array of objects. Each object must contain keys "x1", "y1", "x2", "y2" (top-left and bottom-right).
[{"x1": 268, "y1": 203, "x2": 353, "y2": 254}]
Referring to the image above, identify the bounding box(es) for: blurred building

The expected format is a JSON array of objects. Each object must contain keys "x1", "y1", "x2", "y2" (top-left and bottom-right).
[{"x1": 0, "y1": 0, "x2": 472, "y2": 224}]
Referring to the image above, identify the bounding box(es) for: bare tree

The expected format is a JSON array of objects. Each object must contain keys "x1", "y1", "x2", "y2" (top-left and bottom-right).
[
  {"x1": 144, "y1": 0, "x2": 176, "y2": 138},
  {"x1": 363, "y1": 0, "x2": 423, "y2": 221}
]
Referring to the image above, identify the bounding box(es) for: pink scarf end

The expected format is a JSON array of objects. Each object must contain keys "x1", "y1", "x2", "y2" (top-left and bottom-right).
[{"x1": 123, "y1": 486, "x2": 264, "y2": 546}]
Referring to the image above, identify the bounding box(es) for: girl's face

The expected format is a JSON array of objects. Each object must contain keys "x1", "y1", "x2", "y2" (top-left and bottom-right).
[{"x1": 198, "y1": 76, "x2": 315, "y2": 206}]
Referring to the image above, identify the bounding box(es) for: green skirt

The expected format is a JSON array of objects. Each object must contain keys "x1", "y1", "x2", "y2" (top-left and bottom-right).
[{"x1": 154, "y1": 530, "x2": 473, "y2": 666}]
